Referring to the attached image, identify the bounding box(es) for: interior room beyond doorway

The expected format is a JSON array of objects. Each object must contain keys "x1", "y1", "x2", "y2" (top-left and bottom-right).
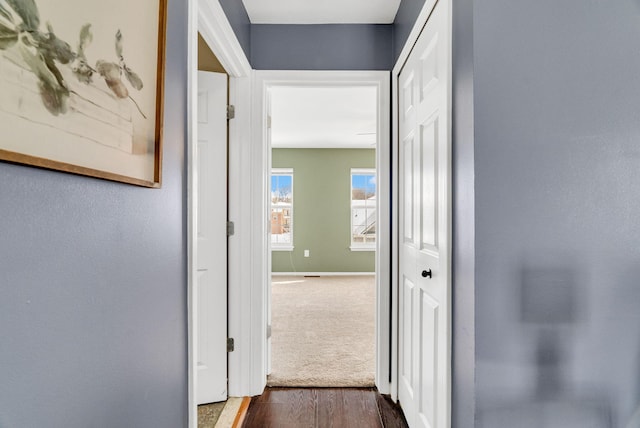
[{"x1": 268, "y1": 85, "x2": 378, "y2": 387}]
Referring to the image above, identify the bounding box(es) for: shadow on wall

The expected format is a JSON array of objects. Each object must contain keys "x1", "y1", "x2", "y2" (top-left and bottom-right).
[{"x1": 478, "y1": 259, "x2": 640, "y2": 427}]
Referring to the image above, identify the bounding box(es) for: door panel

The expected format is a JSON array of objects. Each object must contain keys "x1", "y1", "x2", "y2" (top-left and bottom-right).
[
  {"x1": 419, "y1": 291, "x2": 438, "y2": 427},
  {"x1": 420, "y1": 36, "x2": 440, "y2": 100},
  {"x1": 402, "y1": 276, "x2": 415, "y2": 389},
  {"x1": 403, "y1": 135, "x2": 415, "y2": 243},
  {"x1": 398, "y1": 1, "x2": 450, "y2": 427},
  {"x1": 420, "y1": 117, "x2": 438, "y2": 249},
  {"x1": 197, "y1": 71, "x2": 228, "y2": 405}
]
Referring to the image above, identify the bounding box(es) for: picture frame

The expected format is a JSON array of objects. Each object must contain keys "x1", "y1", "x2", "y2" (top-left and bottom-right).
[{"x1": 0, "y1": 0, "x2": 167, "y2": 187}]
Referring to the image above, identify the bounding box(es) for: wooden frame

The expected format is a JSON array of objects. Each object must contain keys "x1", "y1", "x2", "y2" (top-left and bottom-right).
[{"x1": 0, "y1": 0, "x2": 167, "y2": 187}]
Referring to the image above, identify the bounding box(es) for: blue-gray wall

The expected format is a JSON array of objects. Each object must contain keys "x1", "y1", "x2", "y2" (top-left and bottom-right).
[
  {"x1": 474, "y1": 0, "x2": 640, "y2": 426},
  {"x1": 392, "y1": 0, "x2": 426, "y2": 62},
  {"x1": 219, "y1": 0, "x2": 426, "y2": 70},
  {"x1": 218, "y1": 0, "x2": 251, "y2": 61},
  {"x1": 251, "y1": 24, "x2": 393, "y2": 70},
  {"x1": 0, "y1": 0, "x2": 188, "y2": 426}
]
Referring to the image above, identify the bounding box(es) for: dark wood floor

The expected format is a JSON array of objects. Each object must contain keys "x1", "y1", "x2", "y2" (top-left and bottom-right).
[{"x1": 242, "y1": 387, "x2": 408, "y2": 428}]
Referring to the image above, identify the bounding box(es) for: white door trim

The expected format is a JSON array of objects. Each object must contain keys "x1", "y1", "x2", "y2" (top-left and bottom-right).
[
  {"x1": 252, "y1": 70, "x2": 392, "y2": 394},
  {"x1": 188, "y1": 1, "x2": 252, "y2": 427},
  {"x1": 197, "y1": 0, "x2": 251, "y2": 77},
  {"x1": 391, "y1": 0, "x2": 441, "y2": 403}
]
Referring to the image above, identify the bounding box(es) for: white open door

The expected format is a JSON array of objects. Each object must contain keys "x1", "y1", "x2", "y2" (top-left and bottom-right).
[
  {"x1": 196, "y1": 71, "x2": 228, "y2": 405},
  {"x1": 398, "y1": 0, "x2": 451, "y2": 427}
]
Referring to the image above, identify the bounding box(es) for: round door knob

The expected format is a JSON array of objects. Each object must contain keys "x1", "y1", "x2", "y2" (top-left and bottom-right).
[{"x1": 422, "y1": 269, "x2": 432, "y2": 278}]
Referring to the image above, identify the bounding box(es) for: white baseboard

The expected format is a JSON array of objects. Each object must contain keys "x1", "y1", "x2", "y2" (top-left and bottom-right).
[{"x1": 272, "y1": 272, "x2": 375, "y2": 276}]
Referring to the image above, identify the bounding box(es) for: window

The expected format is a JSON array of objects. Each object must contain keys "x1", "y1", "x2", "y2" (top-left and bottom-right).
[
  {"x1": 351, "y1": 168, "x2": 376, "y2": 250},
  {"x1": 271, "y1": 168, "x2": 293, "y2": 250}
]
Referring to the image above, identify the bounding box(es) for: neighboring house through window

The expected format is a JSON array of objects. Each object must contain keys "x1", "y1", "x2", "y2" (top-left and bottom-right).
[
  {"x1": 351, "y1": 168, "x2": 376, "y2": 251},
  {"x1": 271, "y1": 168, "x2": 293, "y2": 250}
]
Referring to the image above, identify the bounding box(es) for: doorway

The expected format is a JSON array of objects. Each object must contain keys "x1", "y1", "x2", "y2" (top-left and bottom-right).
[
  {"x1": 267, "y1": 85, "x2": 379, "y2": 386},
  {"x1": 188, "y1": 1, "x2": 253, "y2": 426},
  {"x1": 194, "y1": 32, "x2": 229, "y2": 428},
  {"x1": 253, "y1": 71, "x2": 391, "y2": 394}
]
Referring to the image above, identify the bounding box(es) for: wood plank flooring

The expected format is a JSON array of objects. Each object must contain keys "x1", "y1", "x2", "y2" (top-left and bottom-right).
[{"x1": 242, "y1": 388, "x2": 408, "y2": 428}]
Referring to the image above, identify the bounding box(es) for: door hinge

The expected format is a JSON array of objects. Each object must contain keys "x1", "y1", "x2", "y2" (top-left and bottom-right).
[
  {"x1": 267, "y1": 115, "x2": 272, "y2": 129},
  {"x1": 227, "y1": 338, "x2": 235, "y2": 352},
  {"x1": 227, "y1": 105, "x2": 235, "y2": 120},
  {"x1": 227, "y1": 221, "x2": 235, "y2": 237},
  {"x1": 267, "y1": 324, "x2": 272, "y2": 339}
]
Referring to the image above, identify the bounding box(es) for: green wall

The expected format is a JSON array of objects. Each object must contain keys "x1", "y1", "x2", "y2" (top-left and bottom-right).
[{"x1": 272, "y1": 148, "x2": 375, "y2": 272}]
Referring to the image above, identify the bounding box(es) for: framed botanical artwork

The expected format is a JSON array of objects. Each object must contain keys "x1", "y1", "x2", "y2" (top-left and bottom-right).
[{"x1": 0, "y1": 0, "x2": 167, "y2": 187}]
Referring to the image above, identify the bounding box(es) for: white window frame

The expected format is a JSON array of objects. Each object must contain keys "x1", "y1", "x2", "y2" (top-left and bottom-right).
[
  {"x1": 350, "y1": 168, "x2": 376, "y2": 251},
  {"x1": 271, "y1": 168, "x2": 294, "y2": 251}
]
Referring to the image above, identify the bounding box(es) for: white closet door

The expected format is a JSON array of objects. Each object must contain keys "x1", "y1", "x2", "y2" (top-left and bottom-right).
[{"x1": 398, "y1": 1, "x2": 451, "y2": 426}]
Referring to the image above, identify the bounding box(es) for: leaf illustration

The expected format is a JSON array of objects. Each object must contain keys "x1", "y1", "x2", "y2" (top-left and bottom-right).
[
  {"x1": 105, "y1": 77, "x2": 129, "y2": 99},
  {"x1": 40, "y1": 50, "x2": 69, "y2": 113},
  {"x1": 77, "y1": 23, "x2": 92, "y2": 60},
  {"x1": 18, "y1": 42, "x2": 68, "y2": 115},
  {"x1": 123, "y1": 64, "x2": 143, "y2": 90},
  {"x1": 18, "y1": 42, "x2": 58, "y2": 89},
  {"x1": 115, "y1": 29, "x2": 123, "y2": 58},
  {"x1": 96, "y1": 60, "x2": 128, "y2": 98},
  {"x1": 113, "y1": 29, "x2": 144, "y2": 91},
  {"x1": 0, "y1": 19, "x2": 17, "y2": 49},
  {"x1": 6, "y1": 0, "x2": 39, "y2": 31},
  {"x1": 72, "y1": 60, "x2": 93, "y2": 84},
  {"x1": 0, "y1": 1, "x2": 17, "y2": 46},
  {"x1": 42, "y1": 54, "x2": 65, "y2": 89},
  {"x1": 71, "y1": 24, "x2": 93, "y2": 84},
  {"x1": 38, "y1": 80, "x2": 67, "y2": 114},
  {"x1": 0, "y1": 3, "x2": 14, "y2": 24},
  {"x1": 34, "y1": 24, "x2": 75, "y2": 64},
  {"x1": 96, "y1": 60, "x2": 120, "y2": 80}
]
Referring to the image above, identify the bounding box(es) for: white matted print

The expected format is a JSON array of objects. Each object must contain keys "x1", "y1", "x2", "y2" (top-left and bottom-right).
[{"x1": 0, "y1": 0, "x2": 166, "y2": 187}]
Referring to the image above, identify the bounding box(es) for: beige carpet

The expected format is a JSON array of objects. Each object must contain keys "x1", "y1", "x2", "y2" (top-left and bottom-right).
[
  {"x1": 197, "y1": 402, "x2": 225, "y2": 428},
  {"x1": 267, "y1": 275, "x2": 376, "y2": 387}
]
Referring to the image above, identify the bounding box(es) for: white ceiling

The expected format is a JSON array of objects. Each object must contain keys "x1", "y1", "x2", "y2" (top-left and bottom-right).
[
  {"x1": 270, "y1": 86, "x2": 377, "y2": 149},
  {"x1": 242, "y1": 0, "x2": 401, "y2": 24}
]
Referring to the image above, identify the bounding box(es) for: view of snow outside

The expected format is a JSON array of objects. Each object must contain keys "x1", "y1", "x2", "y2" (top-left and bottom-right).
[
  {"x1": 352, "y1": 172, "x2": 376, "y2": 245},
  {"x1": 271, "y1": 173, "x2": 292, "y2": 245}
]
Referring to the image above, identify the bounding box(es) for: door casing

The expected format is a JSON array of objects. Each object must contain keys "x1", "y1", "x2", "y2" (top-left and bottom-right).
[
  {"x1": 253, "y1": 70, "x2": 392, "y2": 394},
  {"x1": 188, "y1": 0, "x2": 252, "y2": 427}
]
